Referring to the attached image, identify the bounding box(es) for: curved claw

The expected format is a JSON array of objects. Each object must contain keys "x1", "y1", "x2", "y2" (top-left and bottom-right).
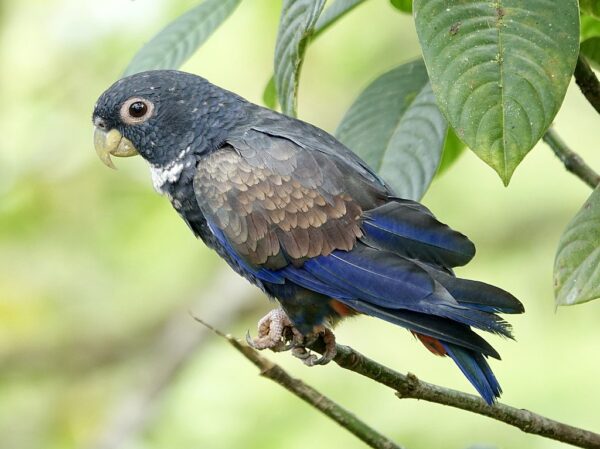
[
  {"x1": 291, "y1": 347, "x2": 318, "y2": 366},
  {"x1": 245, "y1": 330, "x2": 256, "y2": 348}
]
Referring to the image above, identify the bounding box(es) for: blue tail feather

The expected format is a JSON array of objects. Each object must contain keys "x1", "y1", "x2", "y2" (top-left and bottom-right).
[
  {"x1": 416, "y1": 261, "x2": 524, "y2": 315},
  {"x1": 442, "y1": 342, "x2": 502, "y2": 405}
]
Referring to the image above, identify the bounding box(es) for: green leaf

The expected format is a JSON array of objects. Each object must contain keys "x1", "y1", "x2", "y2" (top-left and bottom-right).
[
  {"x1": 390, "y1": 0, "x2": 412, "y2": 13},
  {"x1": 124, "y1": 0, "x2": 241, "y2": 76},
  {"x1": 580, "y1": 0, "x2": 600, "y2": 19},
  {"x1": 580, "y1": 16, "x2": 600, "y2": 68},
  {"x1": 414, "y1": 0, "x2": 580, "y2": 185},
  {"x1": 554, "y1": 186, "x2": 600, "y2": 306},
  {"x1": 436, "y1": 128, "x2": 466, "y2": 176},
  {"x1": 274, "y1": 0, "x2": 326, "y2": 117},
  {"x1": 581, "y1": 14, "x2": 600, "y2": 41},
  {"x1": 336, "y1": 60, "x2": 447, "y2": 201},
  {"x1": 579, "y1": 16, "x2": 600, "y2": 41},
  {"x1": 581, "y1": 37, "x2": 600, "y2": 69},
  {"x1": 262, "y1": 77, "x2": 277, "y2": 109},
  {"x1": 264, "y1": 0, "x2": 366, "y2": 111}
]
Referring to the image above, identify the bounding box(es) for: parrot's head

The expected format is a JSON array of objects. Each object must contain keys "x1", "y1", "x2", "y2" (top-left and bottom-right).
[{"x1": 92, "y1": 70, "x2": 243, "y2": 169}]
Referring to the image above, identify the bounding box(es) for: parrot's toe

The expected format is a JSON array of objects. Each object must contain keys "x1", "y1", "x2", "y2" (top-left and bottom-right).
[
  {"x1": 291, "y1": 325, "x2": 337, "y2": 366},
  {"x1": 247, "y1": 308, "x2": 300, "y2": 352}
]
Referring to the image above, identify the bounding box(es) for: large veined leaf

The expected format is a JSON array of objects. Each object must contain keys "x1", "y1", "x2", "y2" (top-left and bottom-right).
[
  {"x1": 274, "y1": 0, "x2": 326, "y2": 116},
  {"x1": 414, "y1": 0, "x2": 580, "y2": 185},
  {"x1": 554, "y1": 186, "x2": 600, "y2": 306},
  {"x1": 263, "y1": 0, "x2": 367, "y2": 109},
  {"x1": 124, "y1": 0, "x2": 241, "y2": 76},
  {"x1": 336, "y1": 60, "x2": 447, "y2": 201}
]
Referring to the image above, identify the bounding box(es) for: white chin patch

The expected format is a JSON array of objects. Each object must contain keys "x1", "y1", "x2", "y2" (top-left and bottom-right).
[
  {"x1": 150, "y1": 162, "x2": 184, "y2": 193},
  {"x1": 148, "y1": 146, "x2": 193, "y2": 194}
]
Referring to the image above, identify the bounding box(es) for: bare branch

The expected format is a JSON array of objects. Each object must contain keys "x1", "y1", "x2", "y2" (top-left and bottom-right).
[
  {"x1": 304, "y1": 342, "x2": 600, "y2": 449},
  {"x1": 543, "y1": 127, "x2": 600, "y2": 189},
  {"x1": 574, "y1": 55, "x2": 600, "y2": 115},
  {"x1": 198, "y1": 322, "x2": 404, "y2": 449}
]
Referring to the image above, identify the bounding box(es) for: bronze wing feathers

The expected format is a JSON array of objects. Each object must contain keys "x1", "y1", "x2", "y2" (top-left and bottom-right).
[{"x1": 192, "y1": 129, "x2": 378, "y2": 268}]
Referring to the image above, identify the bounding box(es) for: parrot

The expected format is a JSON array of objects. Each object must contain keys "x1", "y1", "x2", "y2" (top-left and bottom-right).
[{"x1": 92, "y1": 70, "x2": 524, "y2": 404}]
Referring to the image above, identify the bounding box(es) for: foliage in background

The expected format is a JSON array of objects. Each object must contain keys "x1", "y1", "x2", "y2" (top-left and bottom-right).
[
  {"x1": 336, "y1": 59, "x2": 446, "y2": 200},
  {"x1": 581, "y1": 14, "x2": 600, "y2": 68},
  {"x1": 554, "y1": 186, "x2": 600, "y2": 305},
  {"x1": 124, "y1": 0, "x2": 241, "y2": 76}
]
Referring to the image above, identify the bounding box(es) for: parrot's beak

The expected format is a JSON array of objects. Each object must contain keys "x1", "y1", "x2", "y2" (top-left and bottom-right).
[{"x1": 93, "y1": 127, "x2": 139, "y2": 169}]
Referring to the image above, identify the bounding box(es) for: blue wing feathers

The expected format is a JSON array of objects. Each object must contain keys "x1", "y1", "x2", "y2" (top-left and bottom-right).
[
  {"x1": 302, "y1": 247, "x2": 434, "y2": 308},
  {"x1": 362, "y1": 200, "x2": 476, "y2": 268},
  {"x1": 288, "y1": 245, "x2": 513, "y2": 337},
  {"x1": 279, "y1": 264, "x2": 353, "y2": 300}
]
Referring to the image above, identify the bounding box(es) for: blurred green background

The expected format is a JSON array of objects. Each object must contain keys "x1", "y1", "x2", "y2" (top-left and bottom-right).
[{"x1": 1, "y1": 1, "x2": 599, "y2": 448}]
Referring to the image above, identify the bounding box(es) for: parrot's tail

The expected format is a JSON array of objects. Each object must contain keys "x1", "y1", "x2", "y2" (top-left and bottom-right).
[
  {"x1": 418, "y1": 265, "x2": 524, "y2": 315},
  {"x1": 442, "y1": 341, "x2": 502, "y2": 404},
  {"x1": 335, "y1": 296, "x2": 507, "y2": 404},
  {"x1": 413, "y1": 333, "x2": 501, "y2": 404}
]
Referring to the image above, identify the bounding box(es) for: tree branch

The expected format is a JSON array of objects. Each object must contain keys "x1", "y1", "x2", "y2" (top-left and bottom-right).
[
  {"x1": 199, "y1": 322, "x2": 404, "y2": 449},
  {"x1": 542, "y1": 127, "x2": 600, "y2": 189},
  {"x1": 574, "y1": 55, "x2": 600, "y2": 115},
  {"x1": 303, "y1": 342, "x2": 600, "y2": 449}
]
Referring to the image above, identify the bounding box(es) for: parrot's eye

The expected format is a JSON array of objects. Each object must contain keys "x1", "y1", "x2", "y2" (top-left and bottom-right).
[
  {"x1": 120, "y1": 97, "x2": 154, "y2": 125},
  {"x1": 129, "y1": 102, "x2": 147, "y2": 117}
]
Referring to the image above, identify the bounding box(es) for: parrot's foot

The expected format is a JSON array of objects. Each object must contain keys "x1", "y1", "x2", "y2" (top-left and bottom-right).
[
  {"x1": 246, "y1": 309, "x2": 337, "y2": 366},
  {"x1": 290, "y1": 325, "x2": 337, "y2": 366},
  {"x1": 246, "y1": 308, "x2": 302, "y2": 352}
]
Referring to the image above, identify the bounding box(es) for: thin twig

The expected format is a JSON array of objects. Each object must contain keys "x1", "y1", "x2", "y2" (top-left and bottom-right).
[
  {"x1": 574, "y1": 55, "x2": 600, "y2": 115},
  {"x1": 303, "y1": 342, "x2": 600, "y2": 449},
  {"x1": 196, "y1": 320, "x2": 404, "y2": 449},
  {"x1": 542, "y1": 127, "x2": 600, "y2": 189}
]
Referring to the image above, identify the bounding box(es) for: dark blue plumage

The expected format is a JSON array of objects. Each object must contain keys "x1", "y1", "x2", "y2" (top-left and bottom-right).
[
  {"x1": 362, "y1": 199, "x2": 476, "y2": 269},
  {"x1": 442, "y1": 343, "x2": 502, "y2": 405},
  {"x1": 93, "y1": 70, "x2": 524, "y2": 404}
]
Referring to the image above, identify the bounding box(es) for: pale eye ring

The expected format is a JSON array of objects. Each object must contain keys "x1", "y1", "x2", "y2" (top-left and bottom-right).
[{"x1": 120, "y1": 97, "x2": 154, "y2": 124}]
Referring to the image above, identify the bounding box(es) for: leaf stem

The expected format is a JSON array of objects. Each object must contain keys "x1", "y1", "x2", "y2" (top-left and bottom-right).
[
  {"x1": 574, "y1": 55, "x2": 600, "y2": 115},
  {"x1": 542, "y1": 127, "x2": 600, "y2": 189}
]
